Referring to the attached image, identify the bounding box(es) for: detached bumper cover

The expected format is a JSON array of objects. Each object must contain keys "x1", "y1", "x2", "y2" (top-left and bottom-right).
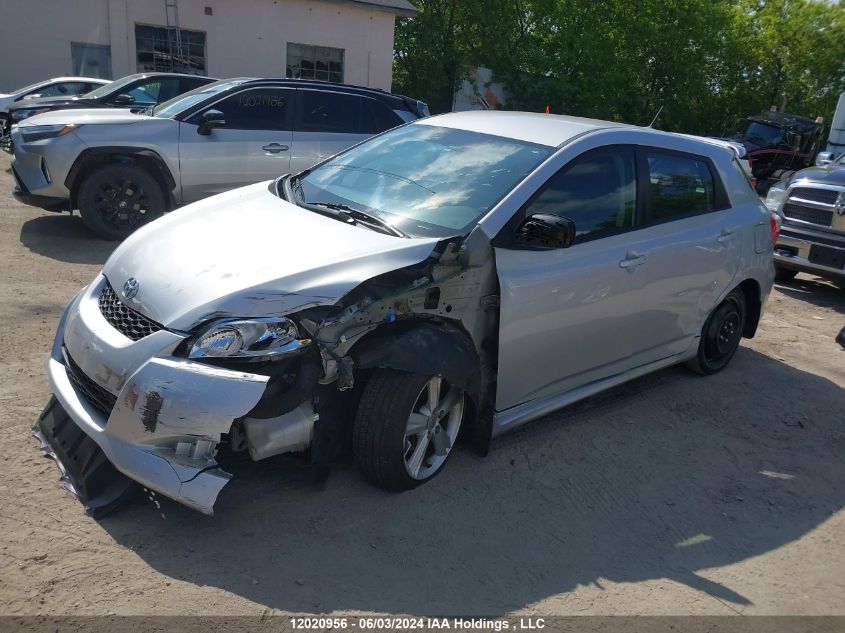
[
  {"x1": 42, "y1": 276, "x2": 270, "y2": 514},
  {"x1": 33, "y1": 397, "x2": 136, "y2": 517}
]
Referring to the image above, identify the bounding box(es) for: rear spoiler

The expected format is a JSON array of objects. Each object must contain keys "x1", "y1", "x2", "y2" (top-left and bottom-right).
[{"x1": 672, "y1": 133, "x2": 748, "y2": 159}]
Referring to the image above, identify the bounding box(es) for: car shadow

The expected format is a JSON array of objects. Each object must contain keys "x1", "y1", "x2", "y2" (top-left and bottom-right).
[
  {"x1": 20, "y1": 214, "x2": 117, "y2": 265},
  {"x1": 97, "y1": 348, "x2": 845, "y2": 615},
  {"x1": 775, "y1": 274, "x2": 845, "y2": 315}
]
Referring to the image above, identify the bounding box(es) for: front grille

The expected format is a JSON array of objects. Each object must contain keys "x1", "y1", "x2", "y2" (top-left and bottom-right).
[
  {"x1": 64, "y1": 350, "x2": 117, "y2": 420},
  {"x1": 782, "y1": 203, "x2": 833, "y2": 227},
  {"x1": 98, "y1": 283, "x2": 163, "y2": 341},
  {"x1": 790, "y1": 188, "x2": 839, "y2": 205}
]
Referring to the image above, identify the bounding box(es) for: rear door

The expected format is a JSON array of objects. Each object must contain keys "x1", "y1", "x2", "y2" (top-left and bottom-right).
[
  {"x1": 178, "y1": 86, "x2": 293, "y2": 202},
  {"x1": 631, "y1": 148, "x2": 743, "y2": 361},
  {"x1": 495, "y1": 146, "x2": 663, "y2": 411},
  {"x1": 289, "y1": 89, "x2": 401, "y2": 174}
]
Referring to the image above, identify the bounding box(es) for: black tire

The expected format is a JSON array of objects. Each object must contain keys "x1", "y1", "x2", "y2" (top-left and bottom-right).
[
  {"x1": 775, "y1": 266, "x2": 798, "y2": 282},
  {"x1": 686, "y1": 288, "x2": 747, "y2": 375},
  {"x1": 353, "y1": 369, "x2": 463, "y2": 491},
  {"x1": 77, "y1": 164, "x2": 165, "y2": 240}
]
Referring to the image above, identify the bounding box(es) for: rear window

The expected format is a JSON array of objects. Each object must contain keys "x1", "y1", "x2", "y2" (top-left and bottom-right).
[
  {"x1": 299, "y1": 90, "x2": 361, "y2": 133},
  {"x1": 646, "y1": 152, "x2": 717, "y2": 223}
]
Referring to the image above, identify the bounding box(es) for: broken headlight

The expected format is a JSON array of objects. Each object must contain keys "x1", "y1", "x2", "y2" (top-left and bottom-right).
[{"x1": 188, "y1": 318, "x2": 309, "y2": 361}]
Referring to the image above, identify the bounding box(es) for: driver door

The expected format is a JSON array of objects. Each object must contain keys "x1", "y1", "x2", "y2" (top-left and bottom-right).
[
  {"x1": 178, "y1": 87, "x2": 294, "y2": 203},
  {"x1": 494, "y1": 146, "x2": 661, "y2": 412}
]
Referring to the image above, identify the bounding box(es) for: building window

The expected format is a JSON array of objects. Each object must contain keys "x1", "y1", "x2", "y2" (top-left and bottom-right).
[
  {"x1": 71, "y1": 43, "x2": 112, "y2": 79},
  {"x1": 286, "y1": 43, "x2": 344, "y2": 83},
  {"x1": 135, "y1": 24, "x2": 207, "y2": 75}
]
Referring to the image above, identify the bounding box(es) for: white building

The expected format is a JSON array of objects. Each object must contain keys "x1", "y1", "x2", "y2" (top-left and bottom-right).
[{"x1": 0, "y1": 0, "x2": 416, "y2": 92}]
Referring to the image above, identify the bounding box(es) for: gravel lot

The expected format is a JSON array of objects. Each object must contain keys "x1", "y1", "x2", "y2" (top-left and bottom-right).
[{"x1": 0, "y1": 152, "x2": 843, "y2": 617}]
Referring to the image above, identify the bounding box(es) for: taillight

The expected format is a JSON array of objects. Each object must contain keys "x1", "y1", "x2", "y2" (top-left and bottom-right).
[
  {"x1": 751, "y1": 177, "x2": 758, "y2": 188},
  {"x1": 770, "y1": 213, "x2": 779, "y2": 243}
]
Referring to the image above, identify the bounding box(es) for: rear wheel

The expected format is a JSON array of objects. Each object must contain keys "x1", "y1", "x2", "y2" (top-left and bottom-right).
[
  {"x1": 77, "y1": 164, "x2": 165, "y2": 240},
  {"x1": 686, "y1": 288, "x2": 746, "y2": 375},
  {"x1": 775, "y1": 266, "x2": 798, "y2": 282},
  {"x1": 354, "y1": 369, "x2": 465, "y2": 491}
]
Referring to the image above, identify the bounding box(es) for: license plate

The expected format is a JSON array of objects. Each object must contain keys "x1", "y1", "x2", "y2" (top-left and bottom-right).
[{"x1": 808, "y1": 244, "x2": 845, "y2": 270}]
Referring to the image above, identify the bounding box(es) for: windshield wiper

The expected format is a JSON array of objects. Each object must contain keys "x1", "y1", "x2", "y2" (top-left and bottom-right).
[{"x1": 308, "y1": 202, "x2": 408, "y2": 238}]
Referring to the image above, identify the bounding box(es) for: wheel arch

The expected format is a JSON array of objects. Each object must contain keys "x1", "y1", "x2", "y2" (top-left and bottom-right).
[
  {"x1": 348, "y1": 318, "x2": 482, "y2": 409},
  {"x1": 736, "y1": 277, "x2": 763, "y2": 338},
  {"x1": 65, "y1": 147, "x2": 176, "y2": 209}
]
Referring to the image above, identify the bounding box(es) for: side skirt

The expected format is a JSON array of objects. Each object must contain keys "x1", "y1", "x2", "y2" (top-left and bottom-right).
[{"x1": 492, "y1": 343, "x2": 698, "y2": 437}]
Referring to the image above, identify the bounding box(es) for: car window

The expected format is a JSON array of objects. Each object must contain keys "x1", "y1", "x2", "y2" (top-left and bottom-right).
[
  {"x1": 361, "y1": 98, "x2": 404, "y2": 134},
  {"x1": 646, "y1": 152, "x2": 716, "y2": 222},
  {"x1": 298, "y1": 90, "x2": 362, "y2": 134},
  {"x1": 297, "y1": 123, "x2": 552, "y2": 238},
  {"x1": 180, "y1": 77, "x2": 211, "y2": 93},
  {"x1": 524, "y1": 148, "x2": 637, "y2": 244},
  {"x1": 123, "y1": 78, "x2": 180, "y2": 106},
  {"x1": 37, "y1": 82, "x2": 88, "y2": 97},
  {"x1": 196, "y1": 88, "x2": 293, "y2": 130}
]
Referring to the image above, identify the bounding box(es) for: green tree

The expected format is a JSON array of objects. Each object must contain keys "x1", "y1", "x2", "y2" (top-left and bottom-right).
[{"x1": 393, "y1": 0, "x2": 845, "y2": 134}]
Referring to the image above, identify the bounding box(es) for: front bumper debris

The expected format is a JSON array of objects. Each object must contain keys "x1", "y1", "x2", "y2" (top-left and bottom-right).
[
  {"x1": 43, "y1": 275, "x2": 272, "y2": 514},
  {"x1": 33, "y1": 396, "x2": 136, "y2": 517}
]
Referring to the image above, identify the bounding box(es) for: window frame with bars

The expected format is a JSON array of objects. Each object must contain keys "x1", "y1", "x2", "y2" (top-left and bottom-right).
[{"x1": 286, "y1": 43, "x2": 344, "y2": 83}]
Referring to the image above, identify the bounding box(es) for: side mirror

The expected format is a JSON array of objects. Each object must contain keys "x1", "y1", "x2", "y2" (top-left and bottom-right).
[
  {"x1": 514, "y1": 213, "x2": 576, "y2": 249},
  {"x1": 111, "y1": 93, "x2": 135, "y2": 106},
  {"x1": 816, "y1": 152, "x2": 834, "y2": 166},
  {"x1": 197, "y1": 109, "x2": 226, "y2": 135},
  {"x1": 22, "y1": 94, "x2": 41, "y2": 100}
]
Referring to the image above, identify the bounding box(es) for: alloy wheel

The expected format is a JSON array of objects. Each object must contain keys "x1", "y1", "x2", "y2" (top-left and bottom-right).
[{"x1": 402, "y1": 376, "x2": 464, "y2": 480}]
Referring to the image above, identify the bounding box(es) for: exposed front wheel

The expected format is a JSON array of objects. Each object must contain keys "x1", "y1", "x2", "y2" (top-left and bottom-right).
[
  {"x1": 77, "y1": 164, "x2": 165, "y2": 240},
  {"x1": 354, "y1": 370, "x2": 464, "y2": 491},
  {"x1": 686, "y1": 288, "x2": 746, "y2": 375}
]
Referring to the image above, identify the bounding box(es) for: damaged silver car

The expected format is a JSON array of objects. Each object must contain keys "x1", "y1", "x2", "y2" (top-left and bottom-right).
[{"x1": 35, "y1": 111, "x2": 776, "y2": 515}]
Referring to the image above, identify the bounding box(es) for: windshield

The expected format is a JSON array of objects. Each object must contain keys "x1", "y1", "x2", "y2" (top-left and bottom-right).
[
  {"x1": 84, "y1": 75, "x2": 143, "y2": 99},
  {"x1": 740, "y1": 121, "x2": 783, "y2": 146},
  {"x1": 295, "y1": 124, "x2": 552, "y2": 238},
  {"x1": 12, "y1": 80, "x2": 50, "y2": 95},
  {"x1": 153, "y1": 79, "x2": 248, "y2": 117}
]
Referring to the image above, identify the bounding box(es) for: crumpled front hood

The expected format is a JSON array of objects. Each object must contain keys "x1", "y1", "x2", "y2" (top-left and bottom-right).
[
  {"x1": 791, "y1": 164, "x2": 845, "y2": 186},
  {"x1": 102, "y1": 182, "x2": 440, "y2": 331},
  {"x1": 18, "y1": 108, "x2": 146, "y2": 127}
]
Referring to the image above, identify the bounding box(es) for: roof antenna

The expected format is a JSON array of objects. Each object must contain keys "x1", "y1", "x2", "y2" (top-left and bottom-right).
[{"x1": 648, "y1": 105, "x2": 664, "y2": 128}]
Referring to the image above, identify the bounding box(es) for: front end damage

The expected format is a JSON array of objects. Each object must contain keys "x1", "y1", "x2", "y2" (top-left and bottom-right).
[{"x1": 37, "y1": 232, "x2": 499, "y2": 515}]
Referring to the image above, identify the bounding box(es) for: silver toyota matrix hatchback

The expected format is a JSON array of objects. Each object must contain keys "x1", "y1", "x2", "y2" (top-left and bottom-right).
[{"x1": 35, "y1": 111, "x2": 776, "y2": 515}]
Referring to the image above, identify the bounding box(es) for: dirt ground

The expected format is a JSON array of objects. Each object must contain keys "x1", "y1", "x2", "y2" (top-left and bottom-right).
[{"x1": 0, "y1": 152, "x2": 843, "y2": 617}]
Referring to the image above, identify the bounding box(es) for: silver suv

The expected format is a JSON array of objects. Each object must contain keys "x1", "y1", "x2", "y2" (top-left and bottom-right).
[
  {"x1": 34, "y1": 112, "x2": 774, "y2": 515},
  {"x1": 11, "y1": 78, "x2": 428, "y2": 239}
]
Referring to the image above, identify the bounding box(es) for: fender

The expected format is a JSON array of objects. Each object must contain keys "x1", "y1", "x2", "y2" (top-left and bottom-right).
[
  {"x1": 351, "y1": 320, "x2": 481, "y2": 405},
  {"x1": 64, "y1": 146, "x2": 177, "y2": 202}
]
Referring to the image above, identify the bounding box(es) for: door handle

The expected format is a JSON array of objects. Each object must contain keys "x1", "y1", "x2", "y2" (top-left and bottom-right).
[
  {"x1": 717, "y1": 228, "x2": 734, "y2": 243},
  {"x1": 619, "y1": 250, "x2": 647, "y2": 269},
  {"x1": 262, "y1": 143, "x2": 289, "y2": 153}
]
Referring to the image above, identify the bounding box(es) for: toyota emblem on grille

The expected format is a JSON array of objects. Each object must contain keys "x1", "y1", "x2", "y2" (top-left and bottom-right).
[{"x1": 122, "y1": 277, "x2": 140, "y2": 300}]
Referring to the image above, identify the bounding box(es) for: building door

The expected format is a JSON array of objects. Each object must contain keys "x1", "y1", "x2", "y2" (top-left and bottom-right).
[{"x1": 71, "y1": 43, "x2": 112, "y2": 79}]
